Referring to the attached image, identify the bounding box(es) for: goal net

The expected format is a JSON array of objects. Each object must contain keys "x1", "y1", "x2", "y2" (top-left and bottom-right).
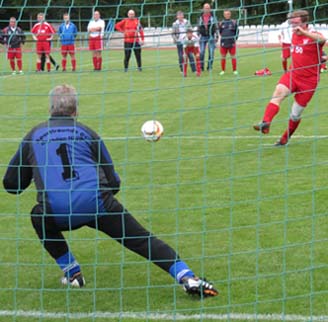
[{"x1": 0, "y1": 0, "x2": 327, "y2": 321}]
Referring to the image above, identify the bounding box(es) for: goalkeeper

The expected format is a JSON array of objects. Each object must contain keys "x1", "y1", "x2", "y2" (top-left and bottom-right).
[{"x1": 3, "y1": 84, "x2": 218, "y2": 298}]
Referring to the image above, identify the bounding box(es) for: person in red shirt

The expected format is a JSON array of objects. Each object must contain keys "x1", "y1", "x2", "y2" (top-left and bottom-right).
[
  {"x1": 31, "y1": 13, "x2": 56, "y2": 72},
  {"x1": 115, "y1": 10, "x2": 144, "y2": 72},
  {"x1": 253, "y1": 10, "x2": 326, "y2": 146}
]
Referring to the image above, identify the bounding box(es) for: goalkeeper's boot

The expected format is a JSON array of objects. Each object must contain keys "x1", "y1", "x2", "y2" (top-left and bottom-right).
[
  {"x1": 182, "y1": 276, "x2": 218, "y2": 297},
  {"x1": 253, "y1": 121, "x2": 271, "y2": 134},
  {"x1": 61, "y1": 272, "x2": 85, "y2": 288}
]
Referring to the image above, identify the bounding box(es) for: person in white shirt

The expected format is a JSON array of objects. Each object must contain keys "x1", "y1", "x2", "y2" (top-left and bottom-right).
[
  {"x1": 182, "y1": 29, "x2": 201, "y2": 77},
  {"x1": 278, "y1": 14, "x2": 292, "y2": 72},
  {"x1": 172, "y1": 11, "x2": 195, "y2": 73},
  {"x1": 87, "y1": 10, "x2": 105, "y2": 71}
]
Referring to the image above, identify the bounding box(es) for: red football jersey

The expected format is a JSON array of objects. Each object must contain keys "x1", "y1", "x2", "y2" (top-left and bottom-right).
[
  {"x1": 31, "y1": 22, "x2": 56, "y2": 41},
  {"x1": 290, "y1": 30, "x2": 324, "y2": 79},
  {"x1": 115, "y1": 18, "x2": 144, "y2": 43}
]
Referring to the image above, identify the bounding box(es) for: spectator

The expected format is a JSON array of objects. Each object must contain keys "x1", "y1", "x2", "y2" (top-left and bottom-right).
[
  {"x1": 278, "y1": 14, "x2": 293, "y2": 72},
  {"x1": 182, "y1": 28, "x2": 201, "y2": 77},
  {"x1": 58, "y1": 13, "x2": 78, "y2": 72},
  {"x1": 115, "y1": 10, "x2": 144, "y2": 72},
  {"x1": 172, "y1": 11, "x2": 196, "y2": 73},
  {"x1": 3, "y1": 84, "x2": 219, "y2": 298},
  {"x1": 1, "y1": 17, "x2": 25, "y2": 75},
  {"x1": 197, "y1": 3, "x2": 218, "y2": 71},
  {"x1": 218, "y1": 10, "x2": 239, "y2": 75},
  {"x1": 31, "y1": 13, "x2": 56, "y2": 72},
  {"x1": 87, "y1": 10, "x2": 105, "y2": 71},
  {"x1": 253, "y1": 10, "x2": 326, "y2": 146}
]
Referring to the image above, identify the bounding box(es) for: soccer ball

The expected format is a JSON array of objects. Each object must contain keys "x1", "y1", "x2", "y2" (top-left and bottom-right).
[{"x1": 141, "y1": 120, "x2": 164, "y2": 142}]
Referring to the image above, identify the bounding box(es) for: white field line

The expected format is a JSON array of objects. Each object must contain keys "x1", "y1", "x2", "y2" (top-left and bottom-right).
[
  {"x1": 0, "y1": 310, "x2": 328, "y2": 321},
  {"x1": 1, "y1": 135, "x2": 328, "y2": 142}
]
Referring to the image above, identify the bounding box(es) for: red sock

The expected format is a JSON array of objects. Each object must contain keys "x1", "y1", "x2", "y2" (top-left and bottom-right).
[
  {"x1": 62, "y1": 59, "x2": 67, "y2": 70},
  {"x1": 183, "y1": 56, "x2": 188, "y2": 76},
  {"x1": 97, "y1": 57, "x2": 102, "y2": 70},
  {"x1": 232, "y1": 58, "x2": 237, "y2": 71},
  {"x1": 280, "y1": 119, "x2": 301, "y2": 144},
  {"x1": 196, "y1": 57, "x2": 201, "y2": 75},
  {"x1": 10, "y1": 59, "x2": 15, "y2": 71},
  {"x1": 221, "y1": 59, "x2": 226, "y2": 71},
  {"x1": 93, "y1": 57, "x2": 97, "y2": 69},
  {"x1": 263, "y1": 102, "x2": 280, "y2": 123},
  {"x1": 17, "y1": 59, "x2": 22, "y2": 70},
  {"x1": 282, "y1": 60, "x2": 287, "y2": 71},
  {"x1": 37, "y1": 62, "x2": 41, "y2": 71},
  {"x1": 72, "y1": 59, "x2": 76, "y2": 71},
  {"x1": 47, "y1": 62, "x2": 51, "y2": 72}
]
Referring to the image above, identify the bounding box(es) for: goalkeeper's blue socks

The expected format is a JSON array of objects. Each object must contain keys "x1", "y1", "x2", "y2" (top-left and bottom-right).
[
  {"x1": 56, "y1": 251, "x2": 81, "y2": 278},
  {"x1": 169, "y1": 261, "x2": 194, "y2": 283}
]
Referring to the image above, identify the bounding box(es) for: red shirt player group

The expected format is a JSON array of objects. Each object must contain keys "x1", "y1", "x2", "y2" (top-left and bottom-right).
[
  {"x1": 1, "y1": 10, "x2": 145, "y2": 74},
  {"x1": 0, "y1": 12, "x2": 77, "y2": 73}
]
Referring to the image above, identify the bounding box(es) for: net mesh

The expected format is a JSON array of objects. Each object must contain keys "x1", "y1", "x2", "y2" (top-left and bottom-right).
[{"x1": 0, "y1": 1, "x2": 327, "y2": 321}]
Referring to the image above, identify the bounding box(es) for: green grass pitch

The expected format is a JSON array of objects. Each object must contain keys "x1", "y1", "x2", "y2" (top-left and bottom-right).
[{"x1": 0, "y1": 46, "x2": 327, "y2": 322}]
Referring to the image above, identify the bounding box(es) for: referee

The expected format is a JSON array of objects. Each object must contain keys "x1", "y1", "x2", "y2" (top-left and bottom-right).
[{"x1": 3, "y1": 84, "x2": 218, "y2": 298}]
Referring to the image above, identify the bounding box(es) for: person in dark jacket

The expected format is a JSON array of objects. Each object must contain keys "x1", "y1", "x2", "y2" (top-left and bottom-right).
[
  {"x1": 197, "y1": 3, "x2": 218, "y2": 71},
  {"x1": 218, "y1": 10, "x2": 239, "y2": 75},
  {"x1": 1, "y1": 17, "x2": 25, "y2": 75},
  {"x1": 3, "y1": 84, "x2": 218, "y2": 298}
]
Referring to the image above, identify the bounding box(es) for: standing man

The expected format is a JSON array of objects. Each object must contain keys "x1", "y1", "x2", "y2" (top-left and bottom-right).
[
  {"x1": 182, "y1": 28, "x2": 201, "y2": 77},
  {"x1": 87, "y1": 10, "x2": 105, "y2": 71},
  {"x1": 1, "y1": 17, "x2": 25, "y2": 75},
  {"x1": 197, "y1": 3, "x2": 218, "y2": 71},
  {"x1": 31, "y1": 13, "x2": 56, "y2": 72},
  {"x1": 172, "y1": 11, "x2": 195, "y2": 74},
  {"x1": 3, "y1": 84, "x2": 218, "y2": 298},
  {"x1": 278, "y1": 14, "x2": 292, "y2": 73},
  {"x1": 253, "y1": 10, "x2": 326, "y2": 146},
  {"x1": 115, "y1": 10, "x2": 144, "y2": 72},
  {"x1": 218, "y1": 10, "x2": 239, "y2": 76},
  {"x1": 58, "y1": 13, "x2": 78, "y2": 72}
]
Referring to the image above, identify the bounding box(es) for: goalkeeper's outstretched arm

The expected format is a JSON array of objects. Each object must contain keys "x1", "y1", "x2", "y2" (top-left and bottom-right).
[{"x1": 3, "y1": 141, "x2": 32, "y2": 194}]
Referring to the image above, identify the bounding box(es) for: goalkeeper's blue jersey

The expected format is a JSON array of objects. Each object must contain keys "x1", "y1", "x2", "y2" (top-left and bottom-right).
[{"x1": 3, "y1": 118, "x2": 121, "y2": 228}]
